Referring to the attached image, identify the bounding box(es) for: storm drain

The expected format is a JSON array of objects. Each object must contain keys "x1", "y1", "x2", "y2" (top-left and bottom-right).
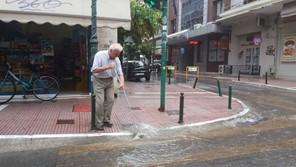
[
  {"x1": 166, "y1": 110, "x2": 179, "y2": 115},
  {"x1": 57, "y1": 119, "x2": 74, "y2": 124},
  {"x1": 130, "y1": 107, "x2": 141, "y2": 110}
]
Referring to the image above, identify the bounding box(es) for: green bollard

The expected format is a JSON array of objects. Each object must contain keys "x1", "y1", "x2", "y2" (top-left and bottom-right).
[
  {"x1": 178, "y1": 92, "x2": 184, "y2": 124},
  {"x1": 228, "y1": 86, "x2": 232, "y2": 109},
  {"x1": 217, "y1": 80, "x2": 222, "y2": 97}
]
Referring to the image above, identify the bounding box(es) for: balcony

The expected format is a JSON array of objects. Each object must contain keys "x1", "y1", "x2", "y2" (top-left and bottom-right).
[{"x1": 216, "y1": 0, "x2": 284, "y2": 23}]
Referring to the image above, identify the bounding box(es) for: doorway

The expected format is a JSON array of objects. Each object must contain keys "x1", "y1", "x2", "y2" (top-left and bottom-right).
[{"x1": 245, "y1": 46, "x2": 260, "y2": 75}]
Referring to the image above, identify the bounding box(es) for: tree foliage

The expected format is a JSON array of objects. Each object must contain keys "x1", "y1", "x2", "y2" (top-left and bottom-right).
[{"x1": 119, "y1": 0, "x2": 161, "y2": 60}]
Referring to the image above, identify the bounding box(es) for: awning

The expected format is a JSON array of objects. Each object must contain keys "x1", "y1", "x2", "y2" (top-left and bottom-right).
[
  {"x1": 281, "y1": 1, "x2": 296, "y2": 18},
  {"x1": 0, "y1": 0, "x2": 131, "y2": 30},
  {"x1": 167, "y1": 29, "x2": 189, "y2": 45},
  {"x1": 188, "y1": 22, "x2": 228, "y2": 38}
]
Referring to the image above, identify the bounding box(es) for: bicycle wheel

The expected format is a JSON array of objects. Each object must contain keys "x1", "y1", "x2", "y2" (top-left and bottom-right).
[
  {"x1": 0, "y1": 76, "x2": 16, "y2": 104},
  {"x1": 32, "y1": 75, "x2": 60, "y2": 101}
]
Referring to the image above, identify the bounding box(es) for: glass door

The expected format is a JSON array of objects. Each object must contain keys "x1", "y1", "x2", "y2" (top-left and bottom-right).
[{"x1": 245, "y1": 46, "x2": 260, "y2": 74}]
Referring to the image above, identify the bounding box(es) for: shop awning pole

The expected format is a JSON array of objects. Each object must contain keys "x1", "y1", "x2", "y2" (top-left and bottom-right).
[{"x1": 90, "y1": 0, "x2": 98, "y2": 131}]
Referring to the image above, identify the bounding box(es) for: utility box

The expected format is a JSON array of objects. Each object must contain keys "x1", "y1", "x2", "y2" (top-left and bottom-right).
[{"x1": 218, "y1": 65, "x2": 224, "y2": 75}]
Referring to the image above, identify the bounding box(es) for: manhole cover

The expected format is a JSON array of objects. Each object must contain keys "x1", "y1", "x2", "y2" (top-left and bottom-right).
[
  {"x1": 166, "y1": 110, "x2": 179, "y2": 115},
  {"x1": 130, "y1": 107, "x2": 141, "y2": 110},
  {"x1": 57, "y1": 119, "x2": 74, "y2": 124}
]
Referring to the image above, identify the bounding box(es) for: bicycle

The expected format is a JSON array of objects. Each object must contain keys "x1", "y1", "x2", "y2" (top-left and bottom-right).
[{"x1": 0, "y1": 63, "x2": 60, "y2": 104}]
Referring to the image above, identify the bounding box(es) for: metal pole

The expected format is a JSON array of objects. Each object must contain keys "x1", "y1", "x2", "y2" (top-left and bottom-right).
[
  {"x1": 217, "y1": 80, "x2": 222, "y2": 97},
  {"x1": 159, "y1": 0, "x2": 168, "y2": 112},
  {"x1": 114, "y1": 69, "x2": 131, "y2": 112},
  {"x1": 228, "y1": 86, "x2": 232, "y2": 109},
  {"x1": 265, "y1": 71, "x2": 268, "y2": 84},
  {"x1": 178, "y1": 92, "x2": 184, "y2": 124},
  {"x1": 90, "y1": 0, "x2": 98, "y2": 130},
  {"x1": 193, "y1": 77, "x2": 198, "y2": 89},
  {"x1": 238, "y1": 70, "x2": 241, "y2": 81},
  {"x1": 168, "y1": 71, "x2": 171, "y2": 84}
]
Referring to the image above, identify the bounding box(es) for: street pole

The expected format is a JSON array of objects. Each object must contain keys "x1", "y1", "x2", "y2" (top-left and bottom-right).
[
  {"x1": 90, "y1": 0, "x2": 98, "y2": 130},
  {"x1": 158, "y1": 0, "x2": 167, "y2": 112}
]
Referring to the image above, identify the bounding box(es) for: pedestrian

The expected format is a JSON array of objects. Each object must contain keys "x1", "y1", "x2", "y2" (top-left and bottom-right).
[{"x1": 91, "y1": 43, "x2": 125, "y2": 131}]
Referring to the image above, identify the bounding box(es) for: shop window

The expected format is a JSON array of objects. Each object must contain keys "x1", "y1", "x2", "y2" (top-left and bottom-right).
[
  {"x1": 215, "y1": 0, "x2": 224, "y2": 19},
  {"x1": 208, "y1": 40, "x2": 225, "y2": 62}
]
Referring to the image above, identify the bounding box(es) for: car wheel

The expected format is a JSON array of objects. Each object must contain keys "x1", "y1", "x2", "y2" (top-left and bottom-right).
[{"x1": 145, "y1": 75, "x2": 150, "y2": 82}]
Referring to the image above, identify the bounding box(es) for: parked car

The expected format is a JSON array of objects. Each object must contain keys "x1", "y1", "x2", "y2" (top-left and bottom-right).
[
  {"x1": 149, "y1": 60, "x2": 161, "y2": 74},
  {"x1": 123, "y1": 60, "x2": 151, "y2": 81}
]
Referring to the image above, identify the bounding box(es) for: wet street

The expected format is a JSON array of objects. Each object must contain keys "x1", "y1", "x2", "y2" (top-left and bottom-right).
[{"x1": 0, "y1": 78, "x2": 296, "y2": 167}]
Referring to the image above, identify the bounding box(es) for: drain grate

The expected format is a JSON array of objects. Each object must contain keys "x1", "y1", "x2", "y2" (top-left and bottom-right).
[
  {"x1": 57, "y1": 119, "x2": 74, "y2": 124},
  {"x1": 130, "y1": 107, "x2": 141, "y2": 110},
  {"x1": 166, "y1": 110, "x2": 179, "y2": 115}
]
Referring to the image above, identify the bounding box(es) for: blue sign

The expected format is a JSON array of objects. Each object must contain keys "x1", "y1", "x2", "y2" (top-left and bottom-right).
[{"x1": 253, "y1": 34, "x2": 262, "y2": 46}]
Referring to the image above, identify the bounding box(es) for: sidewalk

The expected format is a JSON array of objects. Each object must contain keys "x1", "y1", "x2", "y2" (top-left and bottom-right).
[
  {"x1": 0, "y1": 80, "x2": 245, "y2": 137},
  {"x1": 0, "y1": 74, "x2": 294, "y2": 138}
]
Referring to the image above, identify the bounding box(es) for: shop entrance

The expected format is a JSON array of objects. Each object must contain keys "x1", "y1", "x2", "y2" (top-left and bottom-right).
[
  {"x1": 0, "y1": 21, "x2": 89, "y2": 94},
  {"x1": 245, "y1": 46, "x2": 260, "y2": 74}
]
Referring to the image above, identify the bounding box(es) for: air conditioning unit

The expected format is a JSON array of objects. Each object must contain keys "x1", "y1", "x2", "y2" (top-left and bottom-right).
[
  {"x1": 257, "y1": 17, "x2": 269, "y2": 27},
  {"x1": 218, "y1": 65, "x2": 224, "y2": 75}
]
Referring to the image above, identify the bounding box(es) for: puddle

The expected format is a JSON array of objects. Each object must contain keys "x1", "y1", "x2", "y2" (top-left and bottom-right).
[
  {"x1": 116, "y1": 140, "x2": 192, "y2": 166},
  {"x1": 227, "y1": 114, "x2": 267, "y2": 126},
  {"x1": 126, "y1": 123, "x2": 159, "y2": 140}
]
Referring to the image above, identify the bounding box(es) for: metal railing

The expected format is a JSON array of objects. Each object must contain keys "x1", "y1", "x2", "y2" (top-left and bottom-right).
[{"x1": 221, "y1": 65, "x2": 261, "y2": 75}]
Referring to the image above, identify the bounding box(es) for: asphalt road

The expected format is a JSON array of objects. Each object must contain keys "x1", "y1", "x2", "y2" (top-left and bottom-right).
[{"x1": 0, "y1": 78, "x2": 295, "y2": 167}]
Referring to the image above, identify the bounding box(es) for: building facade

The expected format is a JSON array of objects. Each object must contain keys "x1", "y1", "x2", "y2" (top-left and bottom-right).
[
  {"x1": 217, "y1": 0, "x2": 296, "y2": 80},
  {"x1": 166, "y1": 0, "x2": 296, "y2": 80}
]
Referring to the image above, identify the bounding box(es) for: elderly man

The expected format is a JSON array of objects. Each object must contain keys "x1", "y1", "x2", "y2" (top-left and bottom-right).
[{"x1": 91, "y1": 43, "x2": 124, "y2": 131}]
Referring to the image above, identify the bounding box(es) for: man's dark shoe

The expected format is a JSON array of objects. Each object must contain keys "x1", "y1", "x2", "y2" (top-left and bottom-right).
[
  {"x1": 96, "y1": 125, "x2": 104, "y2": 131},
  {"x1": 103, "y1": 122, "x2": 113, "y2": 127}
]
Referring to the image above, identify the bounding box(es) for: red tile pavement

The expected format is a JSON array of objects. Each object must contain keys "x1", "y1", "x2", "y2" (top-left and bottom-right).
[{"x1": 0, "y1": 81, "x2": 245, "y2": 136}]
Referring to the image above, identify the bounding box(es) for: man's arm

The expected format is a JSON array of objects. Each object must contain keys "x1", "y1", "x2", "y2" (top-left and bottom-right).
[
  {"x1": 92, "y1": 63, "x2": 115, "y2": 74},
  {"x1": 118, "y1": 74, "x2": 125, "y2": 88}
]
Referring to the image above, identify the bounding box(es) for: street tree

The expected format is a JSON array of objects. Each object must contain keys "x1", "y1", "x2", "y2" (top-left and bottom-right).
[{"x1": 119, "y1": 0, "x2": 161, "y2": 60}]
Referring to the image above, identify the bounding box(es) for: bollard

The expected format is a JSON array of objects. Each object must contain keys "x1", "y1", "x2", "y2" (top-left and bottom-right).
[
  {"x1": 265, "y1": 72, "x2": 268, "y2": 84},
  {"x1": 193, "y1": 77, "x2": 198, "y2": 89},
  {"x1": 168, "y1": 71, "x2": 171, "y2": 84},
  {"x1": 217, "y1": 80, "x2": 222, "y2": 97},
  {"x1": 228, "y1": 86, "x2": 232, "y2": 109},
  {"x1": 91, "y1": 93, "x2": 96, "y2": 130},
  {"x1": 178, "y1": 92, "x2": 184, "y2": 124},
  {"x1": 238, "y1": 70, "x2": 241, "y2": 81}
]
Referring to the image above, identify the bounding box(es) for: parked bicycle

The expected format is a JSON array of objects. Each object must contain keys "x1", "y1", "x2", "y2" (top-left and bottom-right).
[{"x1": 0, "y1": 63, "x2": 60, "y2": 104}]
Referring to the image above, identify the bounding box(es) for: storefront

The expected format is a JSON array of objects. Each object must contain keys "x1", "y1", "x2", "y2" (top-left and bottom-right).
[{"x1": 0, "y1": 0, "x2": 131, "y2": 92}]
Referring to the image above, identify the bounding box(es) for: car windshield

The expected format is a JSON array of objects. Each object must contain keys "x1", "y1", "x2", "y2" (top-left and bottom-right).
[
  {"x1": 125, "y1": 61, "x2": 144, "y2": 68},
  {"x1": 132, "y1": 61, "x2": 144, "y2": 67}
]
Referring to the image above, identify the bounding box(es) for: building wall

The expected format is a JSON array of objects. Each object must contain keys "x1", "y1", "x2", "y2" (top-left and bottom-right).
[
  {"x1": 168, "y1": 0, "x2": 179, "y2": 35},
  {"x1": 277, "y1": 20, "x2": 296, "y2": 80},
  {"x1": 97, "y1": 28, "x2": 117, "y2": 51},
  {"x1": 228, "y1": 15, "x2": 277, "y2": 76}
]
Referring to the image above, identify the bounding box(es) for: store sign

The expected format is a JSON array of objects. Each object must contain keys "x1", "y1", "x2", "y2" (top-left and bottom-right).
[
  {"x1": 188, "y1": 67, "x2": 197, "y2": 72},
  {"x1": 252, "y1": 34, "x2": 262, "y2": 46},
  {"x1": 180, "y1": 48, "x2": 185, "y2": 54}
]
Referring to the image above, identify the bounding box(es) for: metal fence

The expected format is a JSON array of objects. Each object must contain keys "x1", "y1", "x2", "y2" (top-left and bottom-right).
[{"x1": 221, "y1": 65, "x2": 261, "y2": 75}]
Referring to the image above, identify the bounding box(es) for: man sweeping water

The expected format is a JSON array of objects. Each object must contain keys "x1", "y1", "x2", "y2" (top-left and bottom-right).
[{"x1": 91, "y1": 43, "x2": 125, "y2": 131}]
